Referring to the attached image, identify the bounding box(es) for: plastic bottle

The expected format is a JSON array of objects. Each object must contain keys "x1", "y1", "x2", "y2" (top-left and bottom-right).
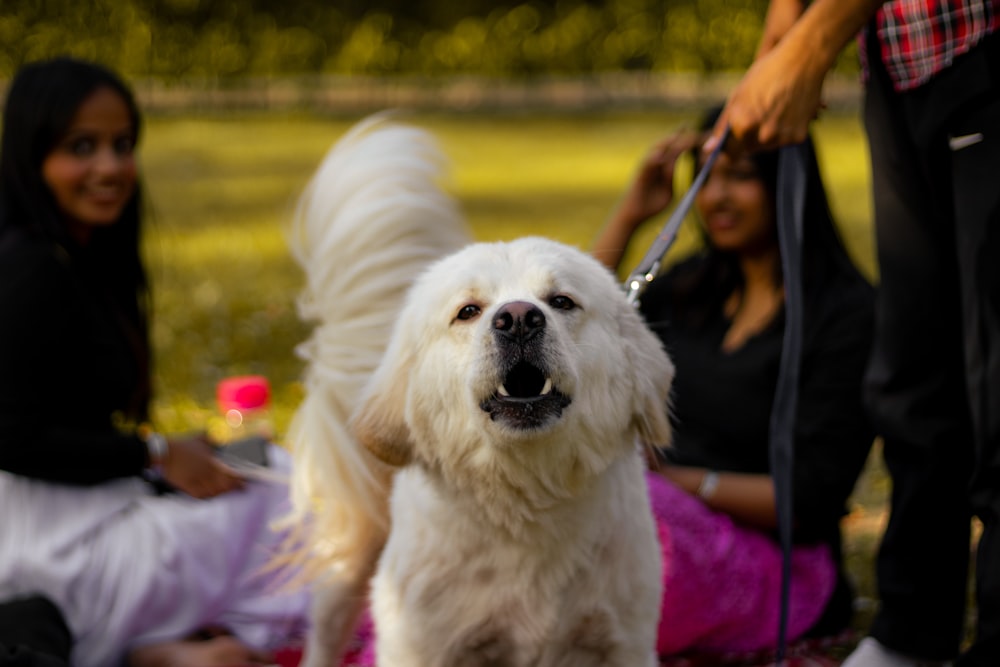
[{"x1": 214, "y1": 375, "x2": 274, "y2": 444}]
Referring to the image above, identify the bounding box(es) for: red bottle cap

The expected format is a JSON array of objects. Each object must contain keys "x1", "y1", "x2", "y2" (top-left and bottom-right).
[{"x1": 216, "y1": 375, "x2": 270, "y2": 413}]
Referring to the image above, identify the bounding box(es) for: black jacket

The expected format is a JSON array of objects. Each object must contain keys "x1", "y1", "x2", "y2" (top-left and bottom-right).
[
  {"x1": 0, "y1": 227, "x2": 149, "y2": 484},
  {"x1": 640, "y1": 253, "x2": 876, "y2": 634}
]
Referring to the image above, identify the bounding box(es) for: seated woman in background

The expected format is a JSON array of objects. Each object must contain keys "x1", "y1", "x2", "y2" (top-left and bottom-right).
[
  {"x1": 0, "y1": 58, "x2": 308, "y2": 667},
  {"x1": 594, "y1": 106, "x2": 876, "y2": 655}
]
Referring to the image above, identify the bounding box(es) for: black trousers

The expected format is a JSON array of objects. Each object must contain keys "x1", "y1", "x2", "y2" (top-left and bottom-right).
[
  {"x1": 863, "y1": 32, "x2": 1000, "y2": 665},
  {"x1": 0, "y1": 596, "x2": 71, "y2": 667}
]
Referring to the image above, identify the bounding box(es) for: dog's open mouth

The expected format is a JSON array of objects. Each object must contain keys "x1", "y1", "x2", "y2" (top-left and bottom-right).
[{"x1": 480, "y1": 361, "x2": 571, "y2": 429}]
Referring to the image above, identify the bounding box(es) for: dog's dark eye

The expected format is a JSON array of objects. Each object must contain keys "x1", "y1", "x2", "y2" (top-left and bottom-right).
[
  {"x1": 548, "y1": 294, "x2": 577, "y2": 311},
  {"x1": 456, "y1": 304, "x2": 481, "y2": 321}
]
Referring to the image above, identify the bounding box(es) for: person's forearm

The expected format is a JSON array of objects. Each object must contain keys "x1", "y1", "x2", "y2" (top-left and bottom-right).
[
  {"x1": 713, "y1": 0, "x2": 887, "y2": 152},
  {"x1": 781, "y1": 0, "x2": 886, "y2": 72},
  {"x1": 756, "y1": 0, "x2": 807, "y2": 58},
  {"x1": 658, "y1": 465, "x2": 778, "y2": 530},
  {"x1": 592, "y1": 210, "x2": 640, "y2": 273},
  {"x1": 707, "y1": 471, "x2": 777, "y2": 530}
]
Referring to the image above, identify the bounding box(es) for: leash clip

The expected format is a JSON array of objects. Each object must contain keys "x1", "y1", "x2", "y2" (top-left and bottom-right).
[{"x1": 622, "y1": 126, "x2": 729, "y2": 307}]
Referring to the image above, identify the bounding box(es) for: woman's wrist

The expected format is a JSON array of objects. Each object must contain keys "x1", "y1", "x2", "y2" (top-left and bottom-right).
[
  {"x1": 141, "y1": 429, "x2": 169, "y2": 469},
  {"x1": 611, "y1": 207, "x2": 646, "y2": 236},
  {"x1": 658, "y1": 464, "x2": 713, "y2": 499},
  {"x1": 697, "y1": 470, "x2": 720, "y2": 501}
]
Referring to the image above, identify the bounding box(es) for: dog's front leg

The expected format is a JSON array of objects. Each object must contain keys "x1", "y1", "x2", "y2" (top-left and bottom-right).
[{"x1": 535, "y1": 608, "x2": 658, "y2": 667}]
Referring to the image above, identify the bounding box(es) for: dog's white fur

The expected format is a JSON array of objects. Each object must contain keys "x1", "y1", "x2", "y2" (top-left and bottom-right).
[
  {"x1": 282, "y1": 116, "x2": 470, "y2": 659},
  {"x1": 286, "y1": 117, "x2": 674, "y2": 667}
]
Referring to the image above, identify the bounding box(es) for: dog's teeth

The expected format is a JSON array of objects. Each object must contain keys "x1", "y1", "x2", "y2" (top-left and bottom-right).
[
  {"x1": 541, "y1": 378, "x2": 552, "y2": 395},
  {"x1": 498, "y1": 384, "x2": 510, "y2": 397}
]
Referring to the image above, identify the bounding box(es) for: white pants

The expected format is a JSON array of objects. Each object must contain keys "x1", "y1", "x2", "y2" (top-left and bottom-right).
[{"x1": 0, "y1": 445, "x2": 310, "y2": 667}]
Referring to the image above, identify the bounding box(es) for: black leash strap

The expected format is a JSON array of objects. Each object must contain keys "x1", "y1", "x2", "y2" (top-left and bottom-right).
[
  {"x1": 770, "y1": 142, "x2": 807, "y2": 664},
  {"x1": 623, "y1": 129, "x2": 808, "y2": 664},
  {"x1": 623, "y1": 126, "x2": 730, "y2": 306}
]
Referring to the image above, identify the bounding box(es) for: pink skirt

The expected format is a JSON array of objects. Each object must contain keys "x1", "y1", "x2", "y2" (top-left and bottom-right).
[
  {"x1": 340, "y1": 471, "x2": 836, "y2": 664},
  {"x1": 647, "y1": 471, "x2": 835, "y2": 654}
]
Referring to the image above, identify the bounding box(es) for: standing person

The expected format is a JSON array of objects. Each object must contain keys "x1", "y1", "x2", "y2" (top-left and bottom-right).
[
  {"x1": 711, "y1": 1, "x2": 1000, "y2": 665},
  {"x1": 0, "y1": 57, "x2": 309, "y2": 667},
  {"x1": 594, "y1": 106, "x2": 875, "y2": 656}
]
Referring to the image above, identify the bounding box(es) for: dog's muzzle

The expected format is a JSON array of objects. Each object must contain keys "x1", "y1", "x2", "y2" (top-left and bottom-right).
[{"x1": 480, "y1": 301, "x2": 571, "y2": 429}]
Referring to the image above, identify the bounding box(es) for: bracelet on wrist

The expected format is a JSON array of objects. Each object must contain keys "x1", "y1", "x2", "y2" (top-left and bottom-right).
[
  {"x1": 697, "y1": 470, "x2": 720, "y2": 501},
  {"x1": 144, "y1": 431, "x2": 169, "y2": 468}
]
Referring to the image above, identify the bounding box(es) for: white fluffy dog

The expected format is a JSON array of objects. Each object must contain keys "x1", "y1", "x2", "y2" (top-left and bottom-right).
[{"x1": 285, "y1": 117, "x2": 674, "y2": 667}]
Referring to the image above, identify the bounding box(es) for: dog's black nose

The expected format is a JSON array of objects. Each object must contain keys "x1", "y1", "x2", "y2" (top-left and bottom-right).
[{"x1": 493, "y1": 301, "x2": 545, "y2": 343}]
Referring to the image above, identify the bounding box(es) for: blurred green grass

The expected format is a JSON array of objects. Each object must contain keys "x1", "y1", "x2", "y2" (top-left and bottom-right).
[
  {"x1": 142, "y1": 109, "x2": 875, "y2": 433},
  {"x1": 142, "y1": 110, "x2": 887, "y2": 629}
]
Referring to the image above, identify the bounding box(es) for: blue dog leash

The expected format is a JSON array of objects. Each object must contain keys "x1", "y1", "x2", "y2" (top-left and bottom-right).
[{"x1": 623, "y1": 130, "x2": 807, "y2": 663}]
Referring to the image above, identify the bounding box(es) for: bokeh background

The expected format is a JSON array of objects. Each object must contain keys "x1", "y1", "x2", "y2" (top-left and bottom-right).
[
  {"x1": 4, "y1": 0, "x2": 921, "y2": 637},
  {"x1": 0, "y1": 0, "x2": 872, "y2": 422},
  {"x1": 1, "y1": 0, "x2": 861, "y2": 83}
]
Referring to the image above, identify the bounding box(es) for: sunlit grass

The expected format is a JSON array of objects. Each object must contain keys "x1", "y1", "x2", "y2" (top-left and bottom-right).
[{"x1": 141, "y1": 109, "x2": 874, "y2": 435}]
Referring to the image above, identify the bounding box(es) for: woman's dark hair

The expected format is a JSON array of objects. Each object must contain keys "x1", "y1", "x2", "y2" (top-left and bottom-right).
[
  {"x1": 665, "y1": 104, "x2": 865, "y2": 328},
  {"x1": 0, "y1": 57, "x2": 151, "y2": 419}
]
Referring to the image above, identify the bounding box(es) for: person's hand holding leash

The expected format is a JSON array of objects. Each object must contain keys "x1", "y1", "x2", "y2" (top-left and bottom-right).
[{"x1": 706, "y1": 0, "x2": 884, "y2": 155}]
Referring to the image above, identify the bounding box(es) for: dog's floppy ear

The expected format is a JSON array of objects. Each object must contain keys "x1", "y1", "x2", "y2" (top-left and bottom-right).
[
  {"x1": 351, "y1": 335, "x2": 416, "y2": 467},
  {"x1": 620, "y1": 307, "x2": 674, "y2": 448}
]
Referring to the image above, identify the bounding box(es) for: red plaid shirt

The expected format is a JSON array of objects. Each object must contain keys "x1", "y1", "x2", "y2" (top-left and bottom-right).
[{"x1": 861, "y1": 0, "x2": 1000, "y2": 91}]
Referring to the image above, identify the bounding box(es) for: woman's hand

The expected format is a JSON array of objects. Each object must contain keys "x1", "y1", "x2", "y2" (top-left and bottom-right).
[
  {"x1": 129, "y1": 633, "x2": 274, "y2": 667},
  {"x1": 593, "y1": 130, "x2": 699, "y2": 271},
  {"x1": 618, "y1": 131, "x2": 699, "y2": 231},
  {"x1": 159, "y1": 434, "x2": 245, "y2": 499}
]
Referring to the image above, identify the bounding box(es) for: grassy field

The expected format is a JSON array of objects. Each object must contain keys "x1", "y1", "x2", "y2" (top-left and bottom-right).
[
  {"x1": 141, "y1": 109, "x2": 892, "y2": 631},
  {"x1": 142, "y1": 109, "x2": 876, "y2": 428}
]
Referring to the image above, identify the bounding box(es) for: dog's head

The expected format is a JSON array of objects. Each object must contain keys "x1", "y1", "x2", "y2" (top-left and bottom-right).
[{"x1": 352, "y1": 237, "x2": 672, "y2": 490}]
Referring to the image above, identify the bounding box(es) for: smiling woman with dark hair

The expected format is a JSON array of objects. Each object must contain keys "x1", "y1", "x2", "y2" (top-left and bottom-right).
[
  {"x1": 0, "y1": 58, "x2": 309, "y2": 667},
  {"x1": 594, "y1": 106, "x2": 876, "y2": 656}
]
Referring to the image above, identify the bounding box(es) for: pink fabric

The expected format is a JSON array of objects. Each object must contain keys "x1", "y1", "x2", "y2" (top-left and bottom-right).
[
  {"x1": 341, "y1": 612, "x2": 376, "y2": 666},
  {"x1": 332, "y1": 472, "x2": 837, "y2": 665},
  {"x1": 648, "y1": 471, "x2": 836, "y2": 654}
]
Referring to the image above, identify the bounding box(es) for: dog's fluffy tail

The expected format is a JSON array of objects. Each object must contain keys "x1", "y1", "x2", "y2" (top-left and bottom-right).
[{"x1": 281, "y1": 115, "x2": 471, "y2": 582}]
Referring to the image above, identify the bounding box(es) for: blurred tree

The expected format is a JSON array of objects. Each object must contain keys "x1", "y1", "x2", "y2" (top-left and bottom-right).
[{"x1": 0, "y1": 0, "x2": 858, "y2": 81}]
